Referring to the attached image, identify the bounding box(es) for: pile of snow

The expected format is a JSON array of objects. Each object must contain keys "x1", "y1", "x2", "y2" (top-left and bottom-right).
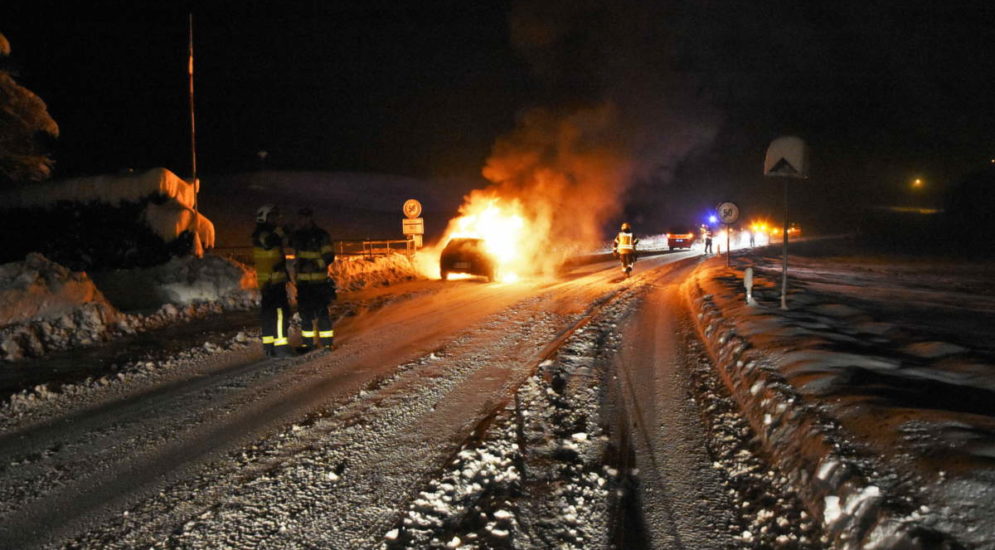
[
  {"x1": 0, "y1": 254, "x2": 119, "y2": 361},
  {"x1": 330, "y1": 254, "x2": 423, "y2": 291},
  {"x1": 0, "y1": 253, "x2": 114, "y2": 326},
  {"x1": 1, "y1": 254, "x2": 256, "y2": 362},
  {"x1": 94, "y1": 255, "x2": 256, "y2": 311},
  {"x1": 683, "y1": 247, "x2": 994, "y2": 549}
]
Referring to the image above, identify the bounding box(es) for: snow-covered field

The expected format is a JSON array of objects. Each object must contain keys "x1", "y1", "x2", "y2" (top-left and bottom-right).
[{"x1": 685, "y1": 239, "x2": 995, "y2": 548}]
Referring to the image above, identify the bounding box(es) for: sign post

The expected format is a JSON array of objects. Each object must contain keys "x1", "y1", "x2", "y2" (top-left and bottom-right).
[
  {"x1": 402, "y1": 199, "x2": 424, "y2": 249},
  {"x1": 763, "y1": 136, "x2": 809, "y2": 310},
  {"x1": 716, "y1": 201, "x2": 740, "y2": 267}
]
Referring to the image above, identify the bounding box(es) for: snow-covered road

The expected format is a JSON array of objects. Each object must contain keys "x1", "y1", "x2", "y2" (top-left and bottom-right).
[{"x1": 0, "y1": 251, "x2": 812, "y2": 549}]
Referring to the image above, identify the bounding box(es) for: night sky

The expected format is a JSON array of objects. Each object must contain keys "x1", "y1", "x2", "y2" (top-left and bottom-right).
[{"x1": 4, "y1": 0, "x2": 994, "y2": 232}]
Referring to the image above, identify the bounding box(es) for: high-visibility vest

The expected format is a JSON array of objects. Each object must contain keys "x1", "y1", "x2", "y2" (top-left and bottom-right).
[
  {"x1": 252, "y1": 224, "x2": 288, "y2": 285},
  {"x1": 617, "y1": 232, "x2": 635, "y2": 251}
]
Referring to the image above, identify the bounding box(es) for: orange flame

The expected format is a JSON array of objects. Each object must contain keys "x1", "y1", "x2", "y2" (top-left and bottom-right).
[{"x1": 418, "y1": 104, "x2": 636, "y2": 282}]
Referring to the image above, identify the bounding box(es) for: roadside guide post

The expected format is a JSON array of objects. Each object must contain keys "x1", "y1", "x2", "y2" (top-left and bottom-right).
[
  {"x1": 763, "y1": 136, "x2": 809, "y2": 310},
  {"x1": 744, "y1": 267, "x2": 757, "y2": 305},
  {"x1": 402, "y1": 199, "x2": 424, "y2": 251},
  {"x1": 716, "y1": 201, "x2": 740, "y2": 267}
]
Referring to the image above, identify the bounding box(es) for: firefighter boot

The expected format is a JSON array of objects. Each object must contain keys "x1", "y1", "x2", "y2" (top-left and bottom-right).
[
  {"x1": 263, "y1": 343, "x2": 275, "y2": 357},
  {"x1": 321, "y1": 337, "x2": 334, "y2": 351}
]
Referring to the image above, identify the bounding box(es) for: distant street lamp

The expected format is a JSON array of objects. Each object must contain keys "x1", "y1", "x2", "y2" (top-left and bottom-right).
[{"x1": 912, "y1": 177, "x2": 924, "y2": 189}]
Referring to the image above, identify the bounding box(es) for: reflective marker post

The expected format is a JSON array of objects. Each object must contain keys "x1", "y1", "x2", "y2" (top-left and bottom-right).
[
  {"x1": 763, "y1": 136, "x2": 809, "y2": 310},
  {"x1": 781, "y1": 178, "x2": 789, "y2": 309}
]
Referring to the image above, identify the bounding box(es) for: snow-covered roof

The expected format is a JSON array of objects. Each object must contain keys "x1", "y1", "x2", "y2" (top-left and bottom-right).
[{"x1": 0, "y1": 167, "x2": 197, "y2": 210}]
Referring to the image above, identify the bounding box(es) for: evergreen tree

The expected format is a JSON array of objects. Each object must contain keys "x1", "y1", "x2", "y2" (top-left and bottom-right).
[{"x1": 0, "y1": 32, "x2": 59, "y2": 184}]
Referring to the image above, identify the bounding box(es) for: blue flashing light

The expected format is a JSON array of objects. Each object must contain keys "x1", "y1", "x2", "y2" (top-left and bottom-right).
[{"x1": 708, "y1": 215, "x2": 718, "y2": 224}]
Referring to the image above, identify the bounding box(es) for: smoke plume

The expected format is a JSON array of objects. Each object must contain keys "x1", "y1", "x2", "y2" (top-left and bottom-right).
[{"x1": 437, "y1": 0, "x2": 718, "y2": 276}]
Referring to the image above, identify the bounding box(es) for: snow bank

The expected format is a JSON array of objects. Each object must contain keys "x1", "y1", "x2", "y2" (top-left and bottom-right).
[
  {"x1": 683, "y1": 251, "x2": 992, "y2": 549},
  {"x1": 0, "y1": 254, "x2": 119, "y2": 361},
  {"x1": 1, "y1": 254, "x2": 256, "y2": 362},
  {"x1": 93, "y1": 255, "x2": 255, "y2": 311},
  {"x1": 0, "y1": 253, "x2": 113, "y2": 326},
  {"x1": 330, "y1": 254, "x2": 423, "y2": 291}
]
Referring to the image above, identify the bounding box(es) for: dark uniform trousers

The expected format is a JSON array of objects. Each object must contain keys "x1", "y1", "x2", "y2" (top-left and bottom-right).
[
  {"x1": 293, "y1": 223, "x2": 336, "y2": 350},
  {"x1": 253, "y1": 222, "x2": 292, "y2": 357},
  {"x1": 260, "y1": 283, "x2": 290, "y2": 355},
  {"x1": 298, "y1": 282, "x2": 334, "y2": 349}
]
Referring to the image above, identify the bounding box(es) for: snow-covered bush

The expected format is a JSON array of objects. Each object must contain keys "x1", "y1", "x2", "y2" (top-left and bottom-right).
[
  {"x1": 0, "y1": 168, "x2": 214, "y2": 270},
  {"x1": 0, "y1": 198, "x2": 193, "y2": 271}
]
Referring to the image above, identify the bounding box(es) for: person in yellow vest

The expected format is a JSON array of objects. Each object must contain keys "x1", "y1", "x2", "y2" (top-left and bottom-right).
[
  {"x1": 702, "y1": 225, "x2": 714, "y2": 254},
  {"x1": 252, "y1": 204, "x2": 294, "y2": 358},
  {"x1": 291, "y1": 207, "x2": 337, "y2": 352},
  {"x1": 613, "y1": 222, "x2": 639, "y2": 277}
]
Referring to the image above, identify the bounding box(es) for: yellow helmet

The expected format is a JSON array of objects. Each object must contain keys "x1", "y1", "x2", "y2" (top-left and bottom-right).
[{"x1": 621, "y1": 222, "x2": 631, "y2": 231}]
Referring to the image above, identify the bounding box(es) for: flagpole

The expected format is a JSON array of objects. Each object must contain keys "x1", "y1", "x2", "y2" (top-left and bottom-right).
[{"x1": 188, "y1": 13, "x2": 198, "y2": 215}]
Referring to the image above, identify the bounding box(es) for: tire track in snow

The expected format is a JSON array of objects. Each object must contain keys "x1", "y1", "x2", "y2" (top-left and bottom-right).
[{"x1": 53, "y1": 260, "x2": 666, "y2": 548}]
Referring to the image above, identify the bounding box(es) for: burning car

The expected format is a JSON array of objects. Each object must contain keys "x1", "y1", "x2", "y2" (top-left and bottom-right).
[
  {"x1": 666, "y1": 228, "x2": 696, "y2": 250},
  {"x1": 439, "y1": 238, "x2": 496, "y2": 282}
]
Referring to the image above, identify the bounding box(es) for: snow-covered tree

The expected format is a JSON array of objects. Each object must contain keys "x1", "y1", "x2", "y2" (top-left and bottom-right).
[{"x1": 0, "y1": 32, "x2": 59, "y2": 184}]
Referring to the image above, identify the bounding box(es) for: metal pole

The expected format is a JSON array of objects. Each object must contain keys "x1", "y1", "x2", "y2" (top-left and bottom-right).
[
  {"x1": 781, "y1": 178, "x2": 789, "y2": 310},
  {"x1": 188, "y1": 14, "x2": 198, "y2": 206},
  {"x1": 726, "y1": 223, "x2": 731, "y2": 266},
  {"x1": 187, "y1": 13, "x2": 201, "y2": 256}
]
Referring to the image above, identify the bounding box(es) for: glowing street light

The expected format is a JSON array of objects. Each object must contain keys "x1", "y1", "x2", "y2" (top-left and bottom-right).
[{"x1": 912, "y1": 177, "x2": 924, "y2": 189}]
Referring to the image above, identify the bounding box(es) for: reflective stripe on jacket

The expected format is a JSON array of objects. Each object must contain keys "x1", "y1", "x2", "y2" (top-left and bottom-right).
[
  {"x1": 615, "y1": 231, "x2": 635, "y2": 251},
  {"x1": 292, "y1": 224, "x2": 335, "y2": 284},
  {"x1": 252, "y1": 224, "x2": 289, "y2": 285}
]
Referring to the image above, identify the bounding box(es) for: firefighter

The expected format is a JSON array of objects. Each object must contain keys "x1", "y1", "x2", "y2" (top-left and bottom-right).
[
  {"x1": 291, "y1": 207, "x2": 337, "y2": 351},
  {"x1": 613, "y1": 222, "x2": 638, "y2": 277},
  {"x1": 702, "y1": 224, "x2": 714, "y2": 254},
  {"x1": 253, "y1": 204, "x2": 294, "y2": 358}
]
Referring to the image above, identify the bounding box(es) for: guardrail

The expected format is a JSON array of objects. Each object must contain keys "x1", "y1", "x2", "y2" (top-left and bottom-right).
[{"x1": 211, "y1": 239, "x2": 415, "y2": 265}]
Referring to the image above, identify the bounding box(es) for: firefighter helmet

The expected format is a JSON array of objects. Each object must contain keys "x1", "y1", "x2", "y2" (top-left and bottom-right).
[
  {"x1": 621, "y1": 222, "x2": 631, "y2": 231},
  {"x1": 256, "y1": 204, "x2": 278, "y2": 224}
]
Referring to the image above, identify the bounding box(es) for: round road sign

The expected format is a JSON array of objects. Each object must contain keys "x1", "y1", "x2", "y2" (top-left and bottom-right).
[
  {"x1": 717, "y1": 201, "x2": 740, "y2": 224},
  {"x1": 403, "y1": 199, "x2": 422, "y2": 219}
]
